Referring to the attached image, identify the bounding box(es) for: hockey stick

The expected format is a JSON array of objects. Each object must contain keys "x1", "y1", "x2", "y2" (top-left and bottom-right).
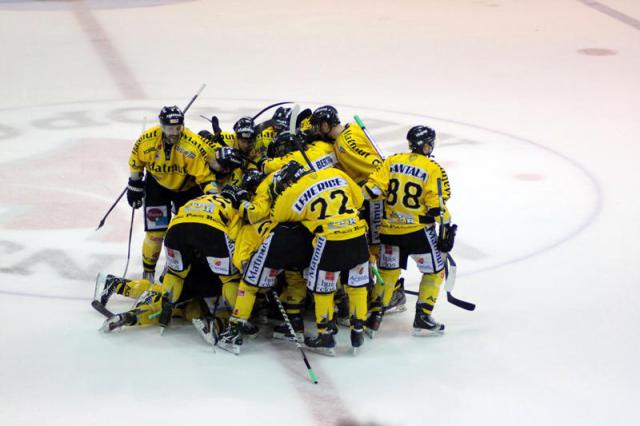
[
  {"x1": 122, "y1": 207, "x2": 135, "y2": 278},
  {"x1": 403, "y1": 256, "x2": 476, "y2": 311},
  {"x1": 95, "y1": 188, "x2": 127, "y2": 231},
  {"x1": 289, "y1": 104, "x2": 316, "y2": 172},
  {"x1": 91, "y1": 300, "x2": 115, "y2": 319},
  {"x1": 253, "y1": 101, "x2": 292, "y2": 120},
  {"x1": 183, "y1": 84, "x2": 207, "y2": 114},
  {"x1": 353, "y1": 115, "x2": 385, "y2": 160},
  {"x1": 271, "y1": 290, "x2": 319, "y2": 384}
]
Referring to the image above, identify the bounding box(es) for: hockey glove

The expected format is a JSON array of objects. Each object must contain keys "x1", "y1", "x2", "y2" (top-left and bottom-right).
[
  {"x1": 437, "y1": 223, "x2": 457, "y2": 252},
  {"x1": 220, "y1": 185, "x2": 249, "y2": 209},
  {"x1": 126, "y1": 178, "x2": 144, "y2": 209},
  {"x1": 211, "y1": 115, "x2": 222, "y2": 135},
  {"x1": 216, "y1": 147, "x2": 244, "y2": 171}
]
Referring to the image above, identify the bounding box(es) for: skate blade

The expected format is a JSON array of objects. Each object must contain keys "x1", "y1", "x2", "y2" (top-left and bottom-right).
[
  {"x1": 218, "y1": 341, "x2": 241, "y2": 355},
  {"x1": 385, "y1": 304, "x2": 407, "y2": 315},
  {"x1": 304, "y1": 345, "x2": 336, "y2": 357},
  {"x1": 272, "y1": 331, "x2": 304, "y2": 342},
  {"x1": 99, "y1": 318, "x2": 120, "y2": 333},
  {"x1": 412, "y1": 327, "x2": 445, "y2": 337},
  {"x1": 352, "y1": 347, "x2": 362, "y2": 356},
  {"x1": 364, "y1": 328, "x2": 377, "y2": 339},
  {"x1": 93, "y1": 272, "x2": 107, "y2": 301}
]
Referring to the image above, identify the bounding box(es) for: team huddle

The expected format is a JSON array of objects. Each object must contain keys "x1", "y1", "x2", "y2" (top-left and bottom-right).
[{"x1": 93, "y1": 102, "x2": 457, "y2": 356}]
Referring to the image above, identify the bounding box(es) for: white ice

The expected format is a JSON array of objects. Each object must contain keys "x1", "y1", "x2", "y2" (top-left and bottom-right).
[{"x1": 1, "y1": 1, "x2": 639, "y2": 425}]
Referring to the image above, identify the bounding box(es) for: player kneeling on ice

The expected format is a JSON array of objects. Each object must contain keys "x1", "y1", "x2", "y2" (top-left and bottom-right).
[
  {"x1": 99, "y1": 187, "x2": 246, "y2": 339},
  {"x1": 363, "y1": 125, "x2": 457, "y2": 337}
]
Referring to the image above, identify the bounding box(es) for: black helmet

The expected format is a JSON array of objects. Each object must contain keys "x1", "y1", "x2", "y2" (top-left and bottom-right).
[
  {"x1": 272, "y1": 107, "x2": 292, "y2": 132},
  {"x1": 267, "y1": 130, "x2": 301, "y2": 158},
  {"x1": 271, "y1": 160, "x2": 307, "y2": 196},
  {"x1": 407, "y1": 125, "x2": 436, "y2": 154},
  {"x1": 159, "y1": 105, "x2": 184, "y2": 126},
  {"x1": 241, "y1": 169, "x2": 265, "y2": 194},
  {"x1": 233, "y1": 116, "x2": 256, "y2": 140},
  {"x1": 310, "y1": 105, "x2": 340, "y2": 127}
]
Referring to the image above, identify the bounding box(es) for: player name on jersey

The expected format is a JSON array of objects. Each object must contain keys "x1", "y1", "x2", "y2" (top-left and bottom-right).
[
  {"x1": 390, "y1": 163, "x2": 428, "y2": 181},
  {"x1": 293, "y1": 177, "x2": 348, "y2": 213}
]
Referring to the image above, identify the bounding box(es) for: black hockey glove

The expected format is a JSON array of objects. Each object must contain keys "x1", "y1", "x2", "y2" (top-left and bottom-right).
[
  {"x1": 211, "y1": 115, "x2": 222, "y2": 135},
  {"x1": 216, "y1": 147, "x2": 244, "y2": 171},
  {"x1": 437, "y1": 223, "x2": 457, "y2": 252},
  {"x1": 126, "y1": 178, "x2": 144, "y2": 209},
  {"x1": 220, "y1": 185, "x2": 250, "y2": 209}
]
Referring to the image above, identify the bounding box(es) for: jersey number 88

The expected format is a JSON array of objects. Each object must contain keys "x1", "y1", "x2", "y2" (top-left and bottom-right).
[{"x1": 387, "y1": 178, "x2": 422, "y2": 209}]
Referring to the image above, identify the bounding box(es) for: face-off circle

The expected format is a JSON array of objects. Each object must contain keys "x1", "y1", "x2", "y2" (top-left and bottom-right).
[{"x1": 0, "y1": 99, "x2": 599, "y2": 298}]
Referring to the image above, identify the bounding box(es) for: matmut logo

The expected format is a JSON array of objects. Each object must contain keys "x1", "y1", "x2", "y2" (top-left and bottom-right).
[{"x1": 293, "y1": 177, "x2": 347, "y2": 213}]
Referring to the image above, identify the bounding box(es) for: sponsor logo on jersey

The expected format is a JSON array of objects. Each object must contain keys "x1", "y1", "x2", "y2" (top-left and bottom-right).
[
  {"x1": 313, "y1": 153, "x2": 337, "y2": 170},
  {"x1": 174, "y1": 144, "x2": 196, "y2": 159},
  {"x1": 147, "y1": 208, "x2": 164, "y2": 221},
  {"x1": 244, "y1": 233, "x2": 272, "y2": 285},
  {"x1": 293, "y1": 177, "x2": 347, "y2": 213},
  {"x1": 342, "y1": 131, "x2": 372, "y2": 158},
  {"x1": 390, "y1": 163, "x2": 428, "y2": 181},
  {"x1": 147, "y1": 162, "x2": 188, "y2": 175}
]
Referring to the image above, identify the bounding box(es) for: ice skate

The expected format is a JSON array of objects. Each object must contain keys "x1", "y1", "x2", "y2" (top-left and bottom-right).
[
  {"x1": 240, "y1": 320, "x2": 259, "y2": 340},
  {"x1": 304, "y1": 331, "x2": 336, "y2": 357},
  {"x1": 99, "y1": 312, "x2": 136, "y2": 333},
  {"x1": 192, "y1": 318, "x2": 217, "y2": 349},
  {"x1": 94, "y1": 272, "x2": 123, "y2": 306},
  {"x1": 385, "y1": 278, "x2": 407, "y2": 315},
  {"x1": 365, "y1": 301, "x2": 384, "y2": 339},
  {"x1": 412, "y1": 311, "x2": 445, "y2": 337},
  {"x1": 218, "y1": 322, "x2": 243, "y2": 355},
  {"x1": 350, "y1": 319, "x2": 364, "y2": 355},
  {"x1": 272, "y1": 315, "x2": 304, "y2": 342}
]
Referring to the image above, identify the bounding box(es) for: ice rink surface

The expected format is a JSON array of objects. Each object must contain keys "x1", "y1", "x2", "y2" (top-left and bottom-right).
[{"x1": 1, "y1": 1, "x2": 639, "y2": 425}]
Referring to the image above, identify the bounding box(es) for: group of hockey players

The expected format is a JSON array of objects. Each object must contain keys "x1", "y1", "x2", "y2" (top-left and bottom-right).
[{"x1": 94, "y1": 101, "x2": 457, "y2": 356}]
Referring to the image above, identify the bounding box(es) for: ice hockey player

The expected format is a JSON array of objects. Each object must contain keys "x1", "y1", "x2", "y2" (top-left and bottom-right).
[
  {"x1": 307, "y1": 105, "x2": 393, "y2": 322},
  {"x1": 363, "y1": 125, "x2": 457, "y2": 336},
  {"x1": 127, "y1": 106, "x2": 217, "y2": 282},
  {"x1": 217, "y1": 162, "x2": 314, "y2": 355},
  {"x1": 259, "y1": 130, "x2": 337, "y2": 175},
  {"x1": 100, "y1": 186, "x2": 244, "y2": 336}
]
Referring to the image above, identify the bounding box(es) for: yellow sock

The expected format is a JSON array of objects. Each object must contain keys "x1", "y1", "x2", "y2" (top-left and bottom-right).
[
  {"x1": 231, "y1": 281, "x2": 258, "y2": 322},
  {"x1": 282, "y1": 271, "x2": 307, "y2": 314},
  {"x1": 142, "y1": 231, "x2": 165, "y2": 273},
  {"x1": 313, "y1": 293, "x2": 334, "y2": 331},
  {"x1": 417, "y1": 271, "x2": 445, "y2": 314},
  {"x1": 160, "y1": 267, "x2": 190, "y2": 304},
  {"x1": 221, "y1": 274, "x2": 241, "y2": 309},
  {"x1": 345, "y1": 285, "x2": 368, "y2": 321},
  {"x1": 378, "y1": 268, "x2": 401, "y2": 307}
]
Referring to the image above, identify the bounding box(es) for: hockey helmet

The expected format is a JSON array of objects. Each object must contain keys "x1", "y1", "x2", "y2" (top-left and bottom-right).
[
  {"x1": 272, "y1": 107, "x2": 292, "y2": 132},
  {"x1": 310, "y1": 105, "x2": 340, "y2": 127},
  {"x1": 233, "y1": 116, "x2": 256, "y2": 140},
  {"x1": 241, "y1": 169, "x2": 265, "y2": 194},
  {"x1": 159, "y1": 105, "x2": 184, "y2": 126},
  {"x1": 407, "y1": 125, "x2": 436, "y2": 155}
]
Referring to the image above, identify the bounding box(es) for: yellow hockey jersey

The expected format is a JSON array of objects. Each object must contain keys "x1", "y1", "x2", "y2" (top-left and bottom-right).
[
  {"x1": 232, "y1": 219, "x2": 275, "y2": 272},
  {"x1": 262, "y1": 140, "x2": 337, "y2": 175},
  {"x1": 168, "y1": 193, "x2": 242, "y2": 240},
  {"x1": 271, "y1": 167, "x2": 367, "y2": 241},
  {"x1": 364, "y1": 153, "x2": 451, "y2": 235},
  {"x1": 238, "y1": 171, "x2": 276, "y2": 224},
  {"x1": 129, "y1": 126, "x2": 216, "y2": 193},
  {"x1": 334, "y1": 123, "x2": 383, "y2": 184}
]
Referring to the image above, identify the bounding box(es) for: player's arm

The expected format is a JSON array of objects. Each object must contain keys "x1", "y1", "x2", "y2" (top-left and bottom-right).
[
  {"x1": 343, "y1": 170, "x2": 364, "y2": 210},
  {"x1": 423, "y1": 164, "x2": 451, "y2": 224},
  {"x1": 362, "y1": 157, "x2": 391, "y2": 200},
  {"x1": 239, "y1": 173, "x2": 274, "y2": 223}
]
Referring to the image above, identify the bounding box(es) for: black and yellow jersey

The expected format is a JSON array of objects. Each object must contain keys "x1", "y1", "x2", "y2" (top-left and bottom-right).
[
  {"x1": 168, "y1": 193, "x2": 242, "y2": 240},
  {"x1": 262, "y1": 140, "x2": 337, "y2": 175},
  {"x1": 129, "y1": 126, "x2": 216, "y2": 193},
  {"x1": 364, "y1": 153, "x2": 451, "y2": 235},
  {"x1": 238, "y1": 172, "x2": 276, "y2": 224},
  {"x1": 272, "y1": 167, "x2": 366, "y2": 241},
  {"x1": 232, "y1": 219, "x2": 275, "y2": 272},
  {"x1": 334, "y1": 123, "x2": 383, "y2": 184}
]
